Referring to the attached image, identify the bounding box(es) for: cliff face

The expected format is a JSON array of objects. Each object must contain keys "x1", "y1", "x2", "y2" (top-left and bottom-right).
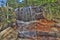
[
  {"x1": 27, "y1": 19, "x2": 56, "y2": 32},
  {"x1": 15, "y1": 4, "x2": 60, "y2": 40},
  {"x1": 16, "y1": 18, "x2": 60, "y2": 40},
  {"x1": 15, "y1": 6, "x2": 44, "y2": 22}
]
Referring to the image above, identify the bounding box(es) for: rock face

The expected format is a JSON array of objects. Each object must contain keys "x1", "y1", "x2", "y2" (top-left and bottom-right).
[
  {"x1": 15, "y1": 6, "x2": 60, "y2": 40},
  {"x1": 15, "y1": 6, "x2": 43, "y2": 22},
  {"x1": 16, "y1": 19, "x2": 60, "y2": 40}
]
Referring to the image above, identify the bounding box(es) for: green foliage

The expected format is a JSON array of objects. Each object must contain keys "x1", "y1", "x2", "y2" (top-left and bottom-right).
[
  {"x1": 0, "y1": 7, "x2": 16, "y2": 28},
  {"x1": 43, "y1": 2, "x2": 60, "y2": 20},
  {"x1": 7, "y1": 0, "x2": 57, "y2": 8}
]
